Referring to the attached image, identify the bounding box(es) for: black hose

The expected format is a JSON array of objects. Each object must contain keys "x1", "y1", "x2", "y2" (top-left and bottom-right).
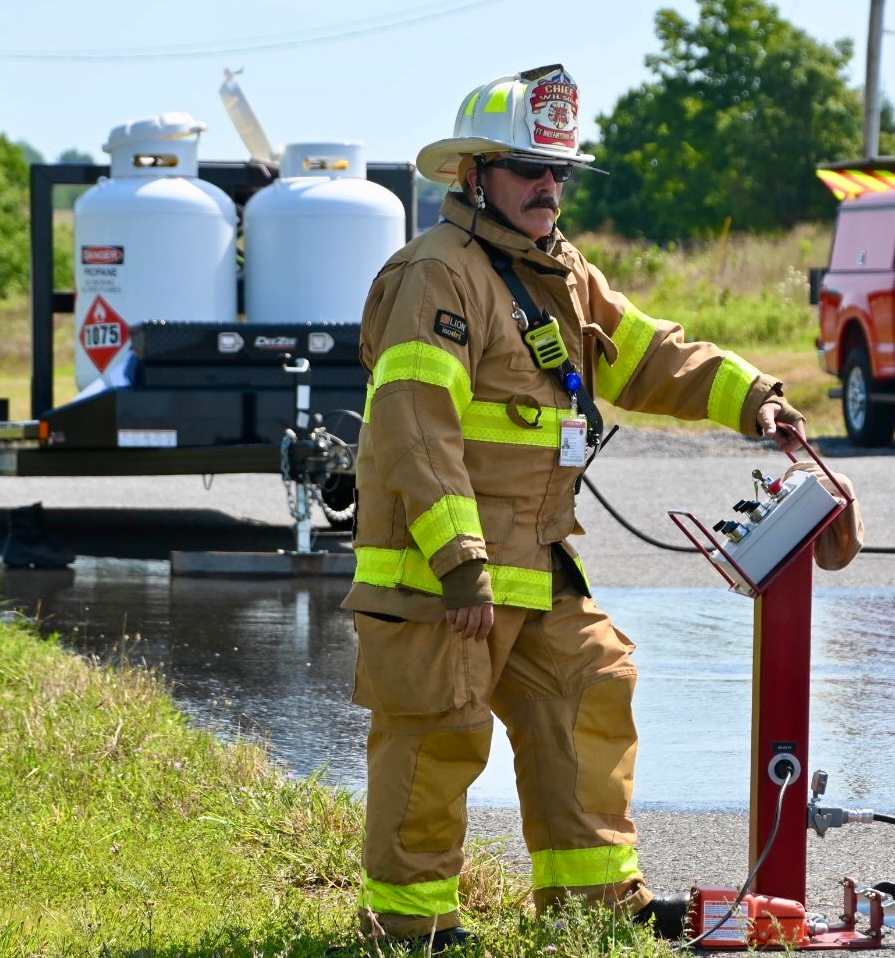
[
  {"x1": 581, "y1": 475, "x2": 695, "y2": 553},
  {"x1": 873, "y1": 813, "x2": 895, "y2": 825},
  {"x1": 582, "y1": 475, "x2": 895, "y2": 555}
]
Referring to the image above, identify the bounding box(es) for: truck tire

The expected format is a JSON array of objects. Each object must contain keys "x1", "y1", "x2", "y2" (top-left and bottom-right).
[{"x1": 842, "y1": 344, "x2": 895, "y2": 447}]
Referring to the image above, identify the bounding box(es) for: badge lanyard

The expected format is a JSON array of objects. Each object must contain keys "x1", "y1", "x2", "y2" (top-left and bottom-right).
[{"x1": 476, "y1": 238, "x2": 617, "y2": 462}]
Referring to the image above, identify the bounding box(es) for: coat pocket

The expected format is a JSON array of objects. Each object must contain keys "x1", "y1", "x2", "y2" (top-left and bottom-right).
[
  {"x1": 352, "y1": 614, "x2": 471, "y2": 715},
  {"x1": 476, "y1": 493, "x2": 516, "y2": 564}
]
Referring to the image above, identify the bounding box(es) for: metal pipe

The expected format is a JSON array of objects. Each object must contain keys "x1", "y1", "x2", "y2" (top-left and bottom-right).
[{"x1": 865, "y1": 0, "x2": 885, "y2": 158}]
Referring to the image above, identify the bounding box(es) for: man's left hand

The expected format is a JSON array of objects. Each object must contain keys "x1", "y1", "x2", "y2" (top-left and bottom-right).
[{"x1": 757, "y1": 402, "x2": 807, "y2": 453}]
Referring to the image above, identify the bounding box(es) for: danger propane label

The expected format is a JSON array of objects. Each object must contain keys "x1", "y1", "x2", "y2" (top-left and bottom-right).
[
  {"x1": 80, "y1": 294, "x2": 130, "y2": 372},
  {"x1": 80, "y1": 245, "x2": 124, "y2": 296}
]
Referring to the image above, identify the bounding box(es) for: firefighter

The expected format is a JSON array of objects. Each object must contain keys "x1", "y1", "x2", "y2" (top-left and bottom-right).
[{"x1": 342, "y1": 64, "x2": 807, "y2": 951}]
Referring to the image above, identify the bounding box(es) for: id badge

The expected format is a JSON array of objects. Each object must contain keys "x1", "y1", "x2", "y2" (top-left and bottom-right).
[{"x1": 559, "y1": 417, "x2": 588, "y2": 467}]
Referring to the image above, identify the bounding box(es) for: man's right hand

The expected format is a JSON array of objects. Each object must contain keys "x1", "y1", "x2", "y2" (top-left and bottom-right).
[{"x1": 445, "y1": 603, "x2": 494, "y2": 642}]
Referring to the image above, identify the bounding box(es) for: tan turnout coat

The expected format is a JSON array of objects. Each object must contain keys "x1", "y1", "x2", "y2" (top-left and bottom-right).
[{"x1": 343, "y1": 192, "x2": 786, "y2": 619}]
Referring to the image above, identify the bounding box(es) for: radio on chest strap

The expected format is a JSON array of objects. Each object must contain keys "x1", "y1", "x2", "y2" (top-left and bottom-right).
[{"x1": 475, "y1": 237, "x2": 617, "y2": 457}]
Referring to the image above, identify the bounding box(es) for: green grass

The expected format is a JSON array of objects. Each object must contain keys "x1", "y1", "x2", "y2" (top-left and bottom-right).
[
  {"x1": 572, "y1": 223, "x2": 842, "y2": 436},
  {"x1": 0, "y1": 619, "x2": 673, "y2": 957}
]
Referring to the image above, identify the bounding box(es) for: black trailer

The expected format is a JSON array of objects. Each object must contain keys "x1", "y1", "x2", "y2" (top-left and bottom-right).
[{"x1": 4, "y1": 160, "x2": 416, "y2": 480}]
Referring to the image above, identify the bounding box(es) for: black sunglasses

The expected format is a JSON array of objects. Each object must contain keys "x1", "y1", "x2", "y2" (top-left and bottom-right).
[{"x1": 484, "y1": 157, "x2": 575, "y2": 182}]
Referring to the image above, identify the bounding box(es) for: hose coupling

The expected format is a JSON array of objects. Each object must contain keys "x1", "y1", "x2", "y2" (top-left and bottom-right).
[{"x1": 810, "y1": 803, "x2": 875, "y2": 837}]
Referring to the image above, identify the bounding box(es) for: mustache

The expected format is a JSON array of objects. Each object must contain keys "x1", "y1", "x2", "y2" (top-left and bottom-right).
[{"x1": 523, "y1": 195, "x2": 559, "y2": 212}]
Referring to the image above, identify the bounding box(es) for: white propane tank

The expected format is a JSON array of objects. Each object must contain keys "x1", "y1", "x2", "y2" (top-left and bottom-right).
[
  {"x1": 243, "y1": 142, "x2": 406, "y2": 324},
  {"x1": 73, "y1": 112, "x2": 237, "y2": 392}
]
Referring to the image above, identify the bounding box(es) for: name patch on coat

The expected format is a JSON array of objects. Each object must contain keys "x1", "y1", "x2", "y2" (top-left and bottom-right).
[{"x1": 434, "y1": 310, "x2": 468, "y2": 346}]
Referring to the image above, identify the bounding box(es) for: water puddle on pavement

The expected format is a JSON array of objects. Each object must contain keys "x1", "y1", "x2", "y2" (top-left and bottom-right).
[{"x1": 2, "y1": 558, "x2": 893, "y2": 813}]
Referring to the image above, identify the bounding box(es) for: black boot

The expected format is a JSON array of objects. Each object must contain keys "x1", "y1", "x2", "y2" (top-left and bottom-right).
[
  {"x1": 634, "y1": 891, "x2": 691, "y2": 939},
  {"x1": 2, "y1": 502, "x2": 75, "y2": 570}
]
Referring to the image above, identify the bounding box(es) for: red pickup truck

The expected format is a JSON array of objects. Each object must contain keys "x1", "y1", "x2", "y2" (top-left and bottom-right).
[{"x1": 813, "y1": 164, "x2": 895, "y2": 447}]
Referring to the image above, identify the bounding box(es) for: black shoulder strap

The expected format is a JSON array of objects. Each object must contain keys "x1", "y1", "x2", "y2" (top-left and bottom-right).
[{"x1": 475, "y1": 238, "x2": 615, "y2": 456}]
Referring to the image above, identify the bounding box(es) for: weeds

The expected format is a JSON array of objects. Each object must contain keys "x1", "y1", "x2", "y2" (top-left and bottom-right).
[{"x1": 0, "y1": 620, "x2": 675, "y2": 957}]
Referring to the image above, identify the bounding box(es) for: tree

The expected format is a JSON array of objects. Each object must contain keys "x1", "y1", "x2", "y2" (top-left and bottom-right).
[
  {"x1": 56, "y1": 148, "x2": 94, "y2": 165},
  {"x1": 54, "y1": 147, "x2": 97, "y2": 211},
  {"x1": 0, "y1": 135, "x2": 30, "y2": 299},
  {"x1": 15, "y1": 140, "x2": 44, "y2": 165},
  {"x1": 563, "y1": 0, "x2": 864, "y2": 240}
]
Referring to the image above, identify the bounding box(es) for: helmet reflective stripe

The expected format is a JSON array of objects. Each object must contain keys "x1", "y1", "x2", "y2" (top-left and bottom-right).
[{"x1": 483, "y1": 86, "x2": 511, "y2": 113}]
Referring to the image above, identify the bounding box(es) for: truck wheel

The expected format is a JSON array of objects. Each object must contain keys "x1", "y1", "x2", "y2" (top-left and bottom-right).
[{"x1": 842, "y1": 345, "x2": 895, "y2": 447}]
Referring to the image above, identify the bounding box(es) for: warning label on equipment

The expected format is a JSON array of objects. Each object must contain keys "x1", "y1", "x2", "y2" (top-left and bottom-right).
[
  {"x1": 80, "y1": 295, "x2": 130, "y2": 372},
  {"x1": 80, "y1": 246, "x2": 124, "y2": 295},
  {"x1": 701, "y1": 901, "x2": 749, "y2": 942}
]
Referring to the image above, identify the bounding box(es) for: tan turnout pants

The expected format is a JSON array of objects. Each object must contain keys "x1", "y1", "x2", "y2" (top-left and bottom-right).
[{"x1": 352, "y1": 567, "x2": 652, "y2": 939}]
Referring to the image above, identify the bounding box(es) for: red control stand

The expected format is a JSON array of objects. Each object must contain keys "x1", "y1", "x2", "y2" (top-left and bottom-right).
[{"x1": 669, "y1": 431, "x2": 884, "y2": 949}]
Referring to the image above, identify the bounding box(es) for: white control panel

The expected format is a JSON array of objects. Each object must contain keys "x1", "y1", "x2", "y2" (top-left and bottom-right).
[{"x1": 710, "y1": 470, "x2": 841, "y2": 595}]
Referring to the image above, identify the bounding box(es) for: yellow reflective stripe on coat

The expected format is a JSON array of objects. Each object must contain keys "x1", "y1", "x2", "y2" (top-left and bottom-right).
[
  {"x1": 489, "y1": 564, "x2": 552, "y2": 609},
  {"x1": 531, "y1": 845, "x2": 642, "y2": 890},
  {"x1": 597, "y1": 306, "x2": 655, "y2": 404},
  {"x1": 707, "y1": 354, "x2": 760, "y2": 431},
  {"x1": 360, "y1": 869, "x2": 459, "y2": 917},
  {"x1": 572, "y1": 552, "x2": 591, "y2": 592},
  {"x1": 354, "y1": 546, "x2": 553, "y2": 611},
  {"x1": 364, "y1": 343, "x2": 473, "y2": 421},
  {"x1": 410, "y1": 495, "x2": 482, "y2": 561},
  {"x1": 461, "y1": 401, "x2": 573, "y2": 446}
]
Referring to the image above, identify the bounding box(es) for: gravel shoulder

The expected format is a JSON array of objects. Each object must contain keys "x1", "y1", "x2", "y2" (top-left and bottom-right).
[{"x1": 468, "y1": 805, "x2": 895, "y2": 953}]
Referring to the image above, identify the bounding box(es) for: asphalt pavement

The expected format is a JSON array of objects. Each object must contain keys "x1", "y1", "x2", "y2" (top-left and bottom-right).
[{"x1": 1, "y1": 427, "x2": 891, "y2": 589}]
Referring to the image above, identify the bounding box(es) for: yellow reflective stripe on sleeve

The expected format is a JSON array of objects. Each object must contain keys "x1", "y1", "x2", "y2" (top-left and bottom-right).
[
  {"x1": 356, "y1": 545, "x2": 438, "y2": 592},
  {"x1": 410, "y1": 495, "x2": 482, "y2": 561},
  {"x1": 707, "y1": 354, "x2": 760, "y2": 431},
  {"x1": 596, "y1": 306, "x2": 656, "y2": 404},
  {"x1": 360, "y1": 869, "x2": 459, "y2": 917},
  {"x1": 531, "y1": 845, "x2": 642, "y2": 891},
  {"x1": 366, "y1": 343, "x2": 473, "y2": 421},
  {"x1": 461, "y1": 401, "x2": 573, "y2": 446},
  {"x1": 354, "y1": 546, "x2": 553, "y2": 611}
]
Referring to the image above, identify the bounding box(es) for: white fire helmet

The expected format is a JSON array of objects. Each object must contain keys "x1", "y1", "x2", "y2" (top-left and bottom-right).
[{"x1": 416, "y1": 64, "x2": 597, "y2": 184}]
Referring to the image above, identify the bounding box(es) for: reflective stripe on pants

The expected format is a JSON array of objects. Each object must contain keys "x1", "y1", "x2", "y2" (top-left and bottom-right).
[{"x1": 355, "y1": 567, "x2": 647, "y2": 937}]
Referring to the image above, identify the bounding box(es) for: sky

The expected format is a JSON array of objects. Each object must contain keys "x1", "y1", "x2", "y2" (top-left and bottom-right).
[{"x1": 0, "y1": 0, "x2": 888, "y2": 169}]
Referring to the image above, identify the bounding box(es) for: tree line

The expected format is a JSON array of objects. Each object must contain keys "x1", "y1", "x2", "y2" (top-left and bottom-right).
[
  {"x1": 0, "y1": 0, "x2": 890, "y2": 298},
  {"x1": 560, "y1": 0, "x2": 890, "y2": 240}
]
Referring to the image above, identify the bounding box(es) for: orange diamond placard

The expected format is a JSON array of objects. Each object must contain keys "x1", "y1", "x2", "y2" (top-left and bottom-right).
[{"x1": 80, "y1": 295, "x2": 130, "y2": 373}]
